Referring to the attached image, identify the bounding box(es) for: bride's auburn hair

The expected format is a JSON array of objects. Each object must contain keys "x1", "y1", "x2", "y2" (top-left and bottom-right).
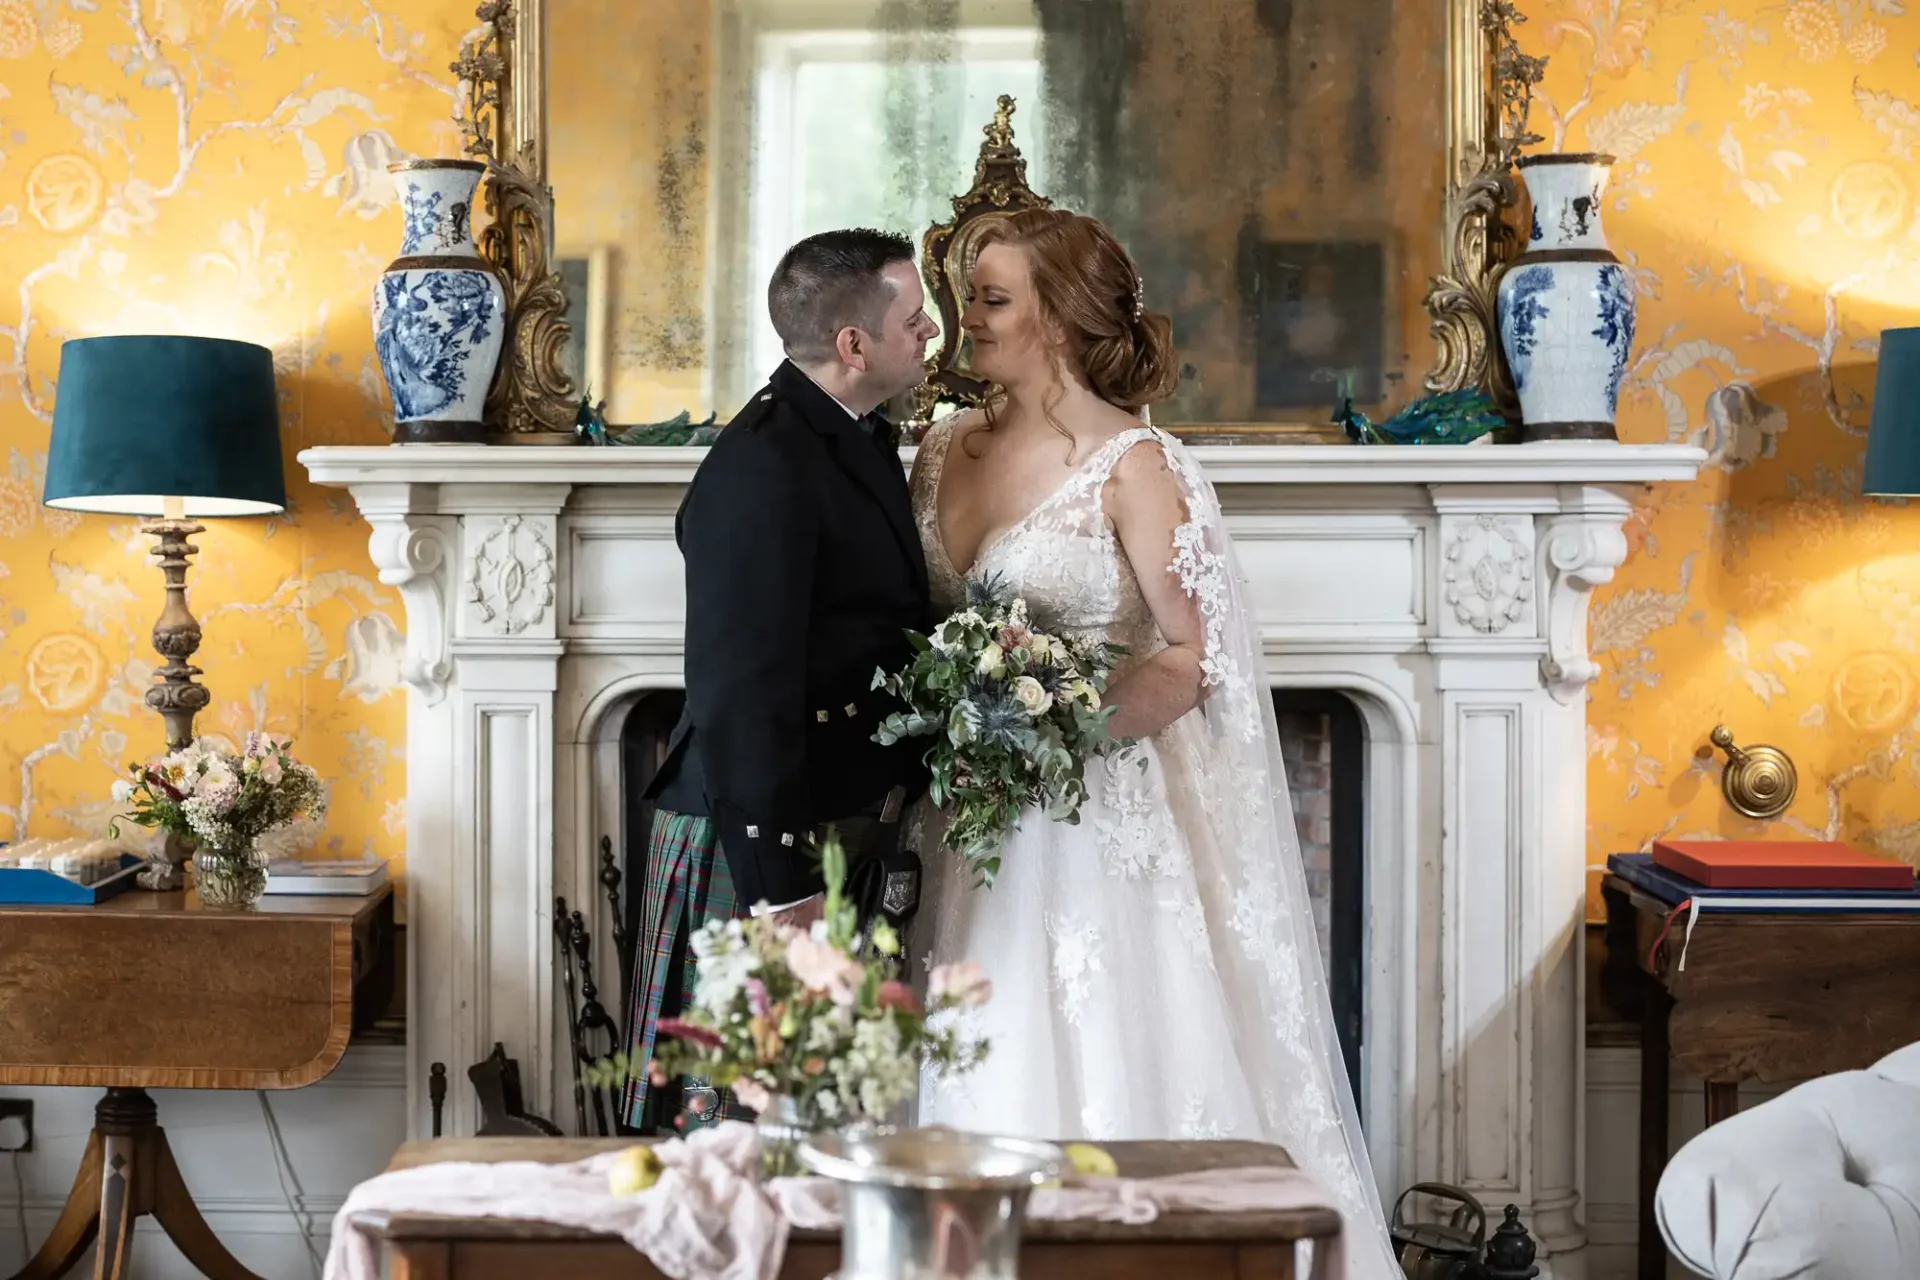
[{"x1": 974, "y1": 209, "x2": 1179, "y2": 409}]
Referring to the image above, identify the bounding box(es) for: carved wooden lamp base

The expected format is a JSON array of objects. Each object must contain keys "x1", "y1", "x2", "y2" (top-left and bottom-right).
[
  {"x1": 6, "y1": 1088, "x2": 266, "y2": 1280},
  {"x1": 135, "y1": 512, "x2": 212, "y2": 892}
]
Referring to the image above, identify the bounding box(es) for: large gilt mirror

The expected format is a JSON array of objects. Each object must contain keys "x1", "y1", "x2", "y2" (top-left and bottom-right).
[{"x1": 458, "y1": 0, "x2": 1539, "y2": 443}]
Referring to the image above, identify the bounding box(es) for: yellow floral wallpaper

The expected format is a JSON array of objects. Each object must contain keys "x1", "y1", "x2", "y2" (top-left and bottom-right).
[
  {"x1": 0, "y1": 0, "x2": 474, "y2": 885},
  {"x1": 1526, "y1": 0, "x2": 1920, "y2": 914}
]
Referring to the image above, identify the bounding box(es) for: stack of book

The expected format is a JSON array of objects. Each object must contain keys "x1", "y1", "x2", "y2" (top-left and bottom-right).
[
  {"x1": 1607, "y1": 840, "x2": 1920, "y2": 914},
  {"x1": 263, "y1": 857, "x2": 390, "y2": 896},
  {"x1": 1608, "y1": 841, "x2": 1920, "y2": 970}
]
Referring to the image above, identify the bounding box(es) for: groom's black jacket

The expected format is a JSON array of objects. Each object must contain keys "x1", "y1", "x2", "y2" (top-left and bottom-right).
[{"x1": 647, "y1": 360, "x2": 933, "y2": 906}]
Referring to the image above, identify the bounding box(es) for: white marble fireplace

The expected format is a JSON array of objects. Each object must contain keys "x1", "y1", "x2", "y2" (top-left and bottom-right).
[{"x1": 300, "y1": 439, "x2": 1703, "y2": 1275}]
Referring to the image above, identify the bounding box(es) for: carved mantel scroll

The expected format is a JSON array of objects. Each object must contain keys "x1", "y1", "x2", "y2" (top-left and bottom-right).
[
  {"x1": 1539, "y1": 490, "x2": 1635, "y2": 705},
  {"x1": 356, "y1": 489, "x2": 455, "y2": 705}
]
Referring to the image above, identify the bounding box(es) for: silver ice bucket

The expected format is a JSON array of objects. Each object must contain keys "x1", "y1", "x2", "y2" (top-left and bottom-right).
[{"x1": 799, "y1": 1128, "x2": 1063, "y2": 1280}]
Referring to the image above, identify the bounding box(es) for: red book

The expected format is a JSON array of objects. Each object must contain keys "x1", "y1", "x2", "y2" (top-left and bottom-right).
[{"x1": 1651, "y1": 840, "x2": 1917, "y2": 891}]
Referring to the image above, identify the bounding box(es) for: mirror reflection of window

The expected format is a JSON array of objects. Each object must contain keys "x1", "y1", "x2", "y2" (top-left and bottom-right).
[
  {"x1": 742, "y1": 23, "x2": 1046, "y2": 399},
  {"x1": 547, "y1": 0, "x2": 1446, "y2": 432}
]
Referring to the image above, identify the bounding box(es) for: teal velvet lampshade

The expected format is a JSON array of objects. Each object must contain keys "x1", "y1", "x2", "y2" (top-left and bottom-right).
[
  {"x1": 1863, "y1": 327, "x2": 1920, "y2": 498},
  {"x1": 43, "y1": 335, "x2": 286, "y2": 517}
]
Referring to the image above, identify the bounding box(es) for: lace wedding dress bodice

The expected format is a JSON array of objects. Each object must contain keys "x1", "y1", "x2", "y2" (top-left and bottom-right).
[
  {"x1": 913, "y1": 421, "x2": 1162, "y2": 666},
  {"x1": 907, "y1": 415, "x2": 1402, "y2": 1279}
]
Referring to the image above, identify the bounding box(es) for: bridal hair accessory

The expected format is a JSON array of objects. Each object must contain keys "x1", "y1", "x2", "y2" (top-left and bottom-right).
[{"x1": 1130, "y1": 273, "x2": 1146, "y2": 320}]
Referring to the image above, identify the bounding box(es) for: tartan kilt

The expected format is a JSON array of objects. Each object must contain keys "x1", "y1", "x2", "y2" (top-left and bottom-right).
[{"x1": 621, "y1": 808, "x2": 748, "y2": 1131}]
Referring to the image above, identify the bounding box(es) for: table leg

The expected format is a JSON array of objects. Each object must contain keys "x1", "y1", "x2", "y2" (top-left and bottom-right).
[
  {"x1": 90, "y1": 1124, "x2": 141, "y2": 1280},
  {"x1": 1704, "y1": 1081, "x2": 1741, "y2": 1127},
  {"x1": 5, "y1": 1089, "x2": 268, "y2": 1280},
  {"x1": 1638, "y1": 985, "x2": 1673, "y2": 1280},
  {"x1": 5, "y1": 1132, "x2": 102, "y2": 1280},
  {"x1": 149, "y1": 1127, "x2": 267, "y2": 1280},
  {"x1": 389, "y1": 1242, "x2": 452, "y2": 1280}
]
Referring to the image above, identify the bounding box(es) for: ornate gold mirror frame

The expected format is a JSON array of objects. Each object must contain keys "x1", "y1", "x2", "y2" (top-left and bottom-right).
[{"x1": 453, "y1": 0, "x2": 1543, "y2": 445}]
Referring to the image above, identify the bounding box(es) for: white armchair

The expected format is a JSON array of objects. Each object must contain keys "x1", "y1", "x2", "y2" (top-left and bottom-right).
[{"x1": 1655, "y1": 1041, "x2": 1920, "y2": 1278}]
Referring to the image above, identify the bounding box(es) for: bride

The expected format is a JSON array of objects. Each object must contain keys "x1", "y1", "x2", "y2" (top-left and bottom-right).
[{"x1": 909, "y1": 208, "x2": 1400, "y2": 1276}]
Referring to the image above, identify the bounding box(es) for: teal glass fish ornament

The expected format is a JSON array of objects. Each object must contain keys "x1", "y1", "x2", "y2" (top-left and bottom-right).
[
  {"x1": 1336, "y1": 389, "x2": 1506, "y2": 446},
  {"x1": 606, "y1": 409, "x2": 721, "y2": 446}
]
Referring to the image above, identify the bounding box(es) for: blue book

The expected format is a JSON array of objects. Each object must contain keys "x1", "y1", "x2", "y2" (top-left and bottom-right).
[{"x1": 1608, "y1": 853, "x2": 1920, "y2": 914}]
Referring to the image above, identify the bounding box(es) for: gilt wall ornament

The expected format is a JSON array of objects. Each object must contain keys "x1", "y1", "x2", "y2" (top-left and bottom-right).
[
  {"x1": 453, "y1": 0, "x2": 578, "y2": 443},
  {"x1": 1422, "y1": 0, "x2": 1548, "y2": 421}
]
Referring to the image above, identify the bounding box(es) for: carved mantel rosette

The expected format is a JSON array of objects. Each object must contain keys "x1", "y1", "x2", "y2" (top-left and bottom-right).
[
  {"x1": 465, "y1": 514, "x2": 557, "y2": 636},
  {"x1": 1442, "y1": 513, "x2": 1536, "y2": 635}
]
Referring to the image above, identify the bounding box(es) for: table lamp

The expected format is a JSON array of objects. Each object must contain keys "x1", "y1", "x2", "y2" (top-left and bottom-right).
[
  {"x1": 42, "y1": 335, "x2": 286, "y2": 888},
  {"x1": 1863, "y1": 327, "x2": 1920, "y2": 498}
]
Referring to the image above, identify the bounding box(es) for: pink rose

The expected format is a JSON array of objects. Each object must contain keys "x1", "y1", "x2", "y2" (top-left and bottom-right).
[
  {"x1": 785, "y1": 932, "x2": 863, "y2": 1006},
  {"x1": 733, "y1": 1079, "x2": 772, "y2": 1113},
  {"x1": 876, "y1": 980, "x2": 923, "y2": 1016},
  {"x1": 929, "y1": 961, "x2": 992, "y2": 1007}
]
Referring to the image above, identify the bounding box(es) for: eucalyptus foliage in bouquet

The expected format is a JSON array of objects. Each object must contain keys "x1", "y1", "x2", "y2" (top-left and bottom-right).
[
  {"x1": 872, "y1": 574, "x2": 1125, "y2": 886},
  {"x1": 111, "y1": 733, "x2": 328, "y2": 856},
  {"x1": 593, "y1": 836, "x2": 990, "y2": 1130}
]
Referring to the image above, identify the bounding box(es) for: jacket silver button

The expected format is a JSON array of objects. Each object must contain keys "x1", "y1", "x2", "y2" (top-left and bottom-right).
[
  {"x1": 745, "y1": 825, "x2": 760, "y2": 839},
  {"x1": 780, "y1": 832, "x2": 795, "y2": 847}
]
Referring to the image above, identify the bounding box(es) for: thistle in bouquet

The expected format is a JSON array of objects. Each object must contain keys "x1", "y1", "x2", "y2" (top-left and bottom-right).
[
  {"x1": 590, "y1": 835, "x2": 990, "y2": 1154},
  {"x1": 112, "y1": 734, "x2": 328, "y2": 905},
  {"x1": 872, "y1": 573, "x2": 1126, "y2": 886}
]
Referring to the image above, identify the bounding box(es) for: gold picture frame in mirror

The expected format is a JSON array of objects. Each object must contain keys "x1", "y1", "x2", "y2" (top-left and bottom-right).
[{"x1": 453, "y1": 0, "x2": 1544, "y2": 445}]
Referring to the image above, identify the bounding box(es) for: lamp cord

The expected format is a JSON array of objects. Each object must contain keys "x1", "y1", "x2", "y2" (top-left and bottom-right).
[
  {"x1": 9, "y1": 1151, "x2": 24, "y2": 1265},
  {"x1": 256, "y1": 1092, "x2": 322, "y2": 1279}
]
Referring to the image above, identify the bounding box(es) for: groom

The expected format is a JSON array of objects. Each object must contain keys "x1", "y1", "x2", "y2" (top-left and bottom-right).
[{"x1": 623, "y1": 228, "x2": 941, "y2": 1132}]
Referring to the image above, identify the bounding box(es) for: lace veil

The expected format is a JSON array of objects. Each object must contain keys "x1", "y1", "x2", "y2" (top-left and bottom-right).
[{"x1": 1144, "y1": 412, "x2": 1397, "y2": 1262}]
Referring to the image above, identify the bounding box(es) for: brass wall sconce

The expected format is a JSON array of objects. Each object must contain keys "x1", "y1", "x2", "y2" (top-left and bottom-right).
[{"x1": 1709, "y1": 725, "x2": 1798, "y2": 821}]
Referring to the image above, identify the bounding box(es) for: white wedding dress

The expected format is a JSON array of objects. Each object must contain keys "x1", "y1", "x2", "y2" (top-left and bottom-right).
[{"x1": 909, "y1": 418, "x2": 1401, "y2": 1277}]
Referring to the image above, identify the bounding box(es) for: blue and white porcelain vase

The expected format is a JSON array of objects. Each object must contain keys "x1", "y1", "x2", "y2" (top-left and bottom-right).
[
  {"x1": 373, "y1": 159, "x2": 505, "y2": 444},
  {"x1": 1496, "y1": 153, "x2": 1635, "y2": 443}
]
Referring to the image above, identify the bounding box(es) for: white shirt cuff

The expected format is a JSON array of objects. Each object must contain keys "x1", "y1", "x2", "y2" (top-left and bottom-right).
[{"x1": 751, "y1": 894, "x2": 819, "y2": 916}]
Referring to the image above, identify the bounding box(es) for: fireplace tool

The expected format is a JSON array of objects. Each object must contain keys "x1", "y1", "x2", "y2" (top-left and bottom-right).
[
  {"x1": 556, "y1": 894, "x2": 624, "y2": 1134},
  {"x1": 1390, "y1": 1182, "x2": 1539, "y2": 1279}
]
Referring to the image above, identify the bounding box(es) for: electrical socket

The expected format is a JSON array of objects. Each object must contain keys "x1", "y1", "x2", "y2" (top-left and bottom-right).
[{"x1": 0, "y1": 1099, "x2": 33, "y2": 1152}]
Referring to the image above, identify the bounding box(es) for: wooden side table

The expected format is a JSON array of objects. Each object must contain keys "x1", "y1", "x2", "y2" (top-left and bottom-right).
[
  {"x1": 0, "y1": 885, "x2": 395, "y2": 1280},
  {"x1": 362, "y1": 1137, "x2": 1342, "y2": 1279},
  {"x1": 1601, "y1": 874, "x2": 1920, "y2": 1280}
]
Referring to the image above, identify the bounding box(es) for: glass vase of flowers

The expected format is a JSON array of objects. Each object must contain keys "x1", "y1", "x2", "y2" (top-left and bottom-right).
[
  {"x1": 112, "y1": 734, "x2": 329, "y2": 909},
  {"x1": 590, "y1": 835, "x2": 991, "y2": 1176}
]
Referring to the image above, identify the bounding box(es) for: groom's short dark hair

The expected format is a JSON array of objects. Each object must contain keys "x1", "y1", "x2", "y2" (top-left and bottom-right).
[{"x1": 768, "y1": 228, "x2": 915, "y2": 366}]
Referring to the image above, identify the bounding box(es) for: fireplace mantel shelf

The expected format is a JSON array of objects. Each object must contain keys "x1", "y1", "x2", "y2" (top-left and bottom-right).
[
  {"x1": 301, "y1": 438, "x2": 1704, "y2": 1276},
  {"x1": 301, "y1": 441, "x2": 1706, "y2": 490}
]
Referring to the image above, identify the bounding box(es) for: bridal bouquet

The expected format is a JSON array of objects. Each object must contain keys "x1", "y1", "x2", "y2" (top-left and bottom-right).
[
  {"x1": 600, "y1": 837, "x2": 990, "y2": 1136},
  {"x1": 873, "y1": 574, "x2": 1124, "y2": 887}
]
